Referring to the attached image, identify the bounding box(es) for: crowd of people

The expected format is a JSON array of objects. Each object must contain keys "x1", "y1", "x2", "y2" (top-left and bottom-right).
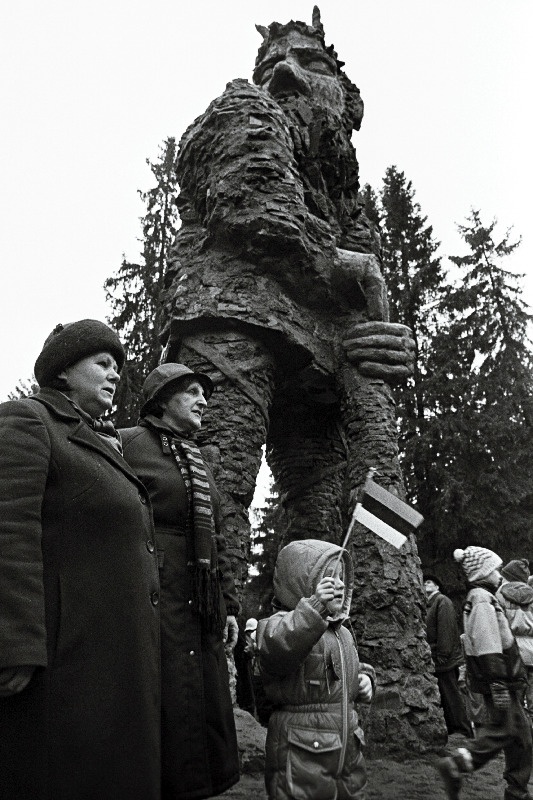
[
  {"x1": 1, "y1": 318, "x2": 532, "y2": 800},
  {"x1": 429, "y1": 549, "x2": 533, "y2": 800}
]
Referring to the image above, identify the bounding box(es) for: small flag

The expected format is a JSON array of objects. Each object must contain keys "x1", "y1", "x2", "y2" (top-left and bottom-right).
[{"x1": 354, "y1": 477, "x2": 423, "y2": 549}]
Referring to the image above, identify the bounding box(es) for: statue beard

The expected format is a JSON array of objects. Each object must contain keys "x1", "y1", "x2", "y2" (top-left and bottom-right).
[{"x1": 273, "y1": 92, "x2": 357, "y2": 230}]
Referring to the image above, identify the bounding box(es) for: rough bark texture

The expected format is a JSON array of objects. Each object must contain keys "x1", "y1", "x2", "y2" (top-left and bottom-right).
[{"x1": 161, "y1": 9, "x2": 444, "y2": 754}]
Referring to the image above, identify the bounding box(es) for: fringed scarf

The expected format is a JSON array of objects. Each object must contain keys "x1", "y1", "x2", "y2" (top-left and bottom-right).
[{"x1": 160, "y1": 431, "x2": 223, "y2": 633}]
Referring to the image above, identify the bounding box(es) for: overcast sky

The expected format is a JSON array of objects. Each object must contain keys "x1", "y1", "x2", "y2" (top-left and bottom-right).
[{"x1": 1, "y1": 0, "x2": 531, "y2": 400}]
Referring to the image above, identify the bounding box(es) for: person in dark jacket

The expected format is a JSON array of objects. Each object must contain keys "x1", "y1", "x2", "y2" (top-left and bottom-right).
[
  {"x1": 496, "y1": 559, "x2": 533, "y2": 723},
  {"x1": 437, "y1": 546, "x2": 532, "y2": 800},
  {"x1": 0, "y1": 320, "x2": 161, "y2": 800},
  {"x1": 424, "y1": 574, "x2": 472, "y2": 737},
  {"x1": 120, "y1": 363, "x2": 240, "y2": 800},
  {"x1": 259, "y1": 539, "x2": 374, "y2": 800}
]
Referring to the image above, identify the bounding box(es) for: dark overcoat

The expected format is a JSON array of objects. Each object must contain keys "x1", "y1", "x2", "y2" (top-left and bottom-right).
[
  {"x1": 0, "y1": 390, "x2": 161, "y2": 800},
  {"x1": 120, "y1": 421, "x2": 240, "y2": 800},
  {"x1": 425, "y1": 591, "x2": 463, "y2": 673}
]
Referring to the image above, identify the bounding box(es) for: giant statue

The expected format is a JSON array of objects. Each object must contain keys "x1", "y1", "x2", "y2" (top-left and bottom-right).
[{"x1": 160, "y1": 7, "x2": 445, "y2": 753}]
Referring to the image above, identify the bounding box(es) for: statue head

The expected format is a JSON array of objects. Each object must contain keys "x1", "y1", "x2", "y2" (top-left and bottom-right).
[{"x1": 253, "y1": 6, "x2": 363, "y2": 132}]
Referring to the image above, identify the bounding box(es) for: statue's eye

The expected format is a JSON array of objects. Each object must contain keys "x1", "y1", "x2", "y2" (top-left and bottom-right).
[
  {"x1": 306, "y1": 60, "x2": 334, "y2": 76},
  {"x1": 260, "y1": 66, "x2": 273, "y2": 82}
]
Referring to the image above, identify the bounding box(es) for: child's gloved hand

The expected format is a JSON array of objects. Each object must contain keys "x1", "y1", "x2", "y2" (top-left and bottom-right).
[
  {"x1": 315, "y1": 576, "x2": 344, "y2": 614},
  {"x1": 357, "y1": 673, "x2": 373, "y2": 703}
]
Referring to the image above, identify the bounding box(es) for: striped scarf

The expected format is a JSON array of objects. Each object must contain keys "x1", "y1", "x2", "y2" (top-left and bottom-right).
[{"x1": 162, "y1": 433, "x2": 222, "y2": 632}]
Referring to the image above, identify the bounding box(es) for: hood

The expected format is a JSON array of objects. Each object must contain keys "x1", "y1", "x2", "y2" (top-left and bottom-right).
[
  {"x1": 273, "y1": 539, "x2": 354, "y2": 621},
  {"x1": 499, "y1": 581, "x2": 533, "y2": 607}
]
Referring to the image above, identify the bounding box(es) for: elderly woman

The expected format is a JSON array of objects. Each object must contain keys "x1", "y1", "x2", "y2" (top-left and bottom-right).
[
  {"x1": 0, "y1": 320, "x2": 161, "y2": 800},
  {"x1": 120, "y1": 363, "x2": 240, "y2": 800}
]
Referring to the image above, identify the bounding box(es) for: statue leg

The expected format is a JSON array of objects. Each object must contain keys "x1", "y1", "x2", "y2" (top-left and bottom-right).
[
  {"x1": 336, "y1": 363, "x2": 446, "y2": 755},
  {"x1": 267, "y1": 398, "x2": 347, "y2": 546},
  {"x1": 168, "y1": 331, "x2": 276, "y2": 593}
]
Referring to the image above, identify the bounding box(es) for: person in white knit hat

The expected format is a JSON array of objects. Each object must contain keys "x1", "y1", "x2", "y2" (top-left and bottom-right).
[{"x1": 437, "y1": 546, "x2": 532, "y2": 800}]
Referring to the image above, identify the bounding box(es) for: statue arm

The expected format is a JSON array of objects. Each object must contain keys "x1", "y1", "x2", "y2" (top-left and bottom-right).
[
  {"x1": 336, "y1": 248, "x2": 415, "y2": 382},
  {"x1": 177, "y1": 80, "x2": 310, "y2": 260}
]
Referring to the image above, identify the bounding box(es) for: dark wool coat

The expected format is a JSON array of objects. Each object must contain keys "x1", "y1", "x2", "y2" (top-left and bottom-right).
[
  {"x1": 425, "y1": 591, "x2": 463, "y2": 673},
  {"x1": 0, "y1": 390, "x2": 161, "y2": 800},
  {"x1": 120, "y1": 421, "x2": 240, "y2": 800}
]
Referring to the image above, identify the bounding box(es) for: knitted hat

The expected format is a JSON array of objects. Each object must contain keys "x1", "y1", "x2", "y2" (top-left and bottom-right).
[
  {"x1": 140, "y1": 363, "x2": 214, "y2": 415},
  {"x1": 34, "y1": 320, "x2": 125, "y2": 387},
  {"x1": 453, "y1": 547, "x2": 502, "y2": 583},
  {"x1": 501, "y1": 558, "x2": 530, "y2": 583}
]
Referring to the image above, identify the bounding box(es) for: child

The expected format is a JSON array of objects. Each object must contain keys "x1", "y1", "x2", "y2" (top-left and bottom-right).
[
  {"x1": 258, "y1": 539, "x2": 374, "y2": 800},
  {"x1": 438, "y1": 546, "x2": 532, "y2": 800}
]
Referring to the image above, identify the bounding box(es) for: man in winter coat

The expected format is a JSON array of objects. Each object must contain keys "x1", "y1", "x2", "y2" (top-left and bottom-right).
[
  {"x1": 424, "y1": 574, "x2": 472, "y2": 737},
  {"x1": 438, "y1": 547, "x2": 532, "y2": 800},
  {"x1": 259, "y1": 539, "x2": 374, "y2": 800},
  {"x1": 496, "y1": 559, "x2": 533, "y2": 723}
]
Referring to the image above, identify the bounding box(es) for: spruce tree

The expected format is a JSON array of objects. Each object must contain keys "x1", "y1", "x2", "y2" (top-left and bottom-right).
[
  {"x1": 422, "y1": 210, "x2": 533, "y2": 564},
  {"x1": 373, "y1": 167, "x2": 445, "y2": 506},
  {"x1": 246, "y1": 478, "x2": 286, "y2": 618},
  {"x1": 104, "y1": 137, "x2": 179, "y2": 425}
]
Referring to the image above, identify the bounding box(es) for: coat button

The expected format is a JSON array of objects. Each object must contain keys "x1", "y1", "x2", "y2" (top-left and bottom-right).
[
  {"x1": 139, "y1": 493, "x2": 147, "y2": 504},
  {"x1": 150, "y1": 592, "x2": 159, "y2": 606},
  {"x1": 188, "y1": 599, "x2": 193, "y2": 606},
  {"x1": 313, "y1": 741, "x2": 319, "y2": 749},
  {"x1": 189, "y1": 650, "x2": 195, "y2": 656},
  {"x1": 146, "y1": 540, "x2": 155, "y2": 553}
]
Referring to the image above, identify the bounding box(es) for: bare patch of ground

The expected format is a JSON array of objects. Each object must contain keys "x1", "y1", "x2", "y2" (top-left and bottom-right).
[
  {"x1": 223, "y1": 752, "x2": 513, "y2": 799},
  {"x1": 223, "y1": 716, "x2": 532, "y2": 799}
]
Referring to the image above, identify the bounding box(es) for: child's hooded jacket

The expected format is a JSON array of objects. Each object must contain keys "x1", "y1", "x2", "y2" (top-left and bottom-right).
[
  {"x1": 496, "y1": 580, "x2": 533, "y2": 666},
  {"x1": 259, "y1": 539, "x2": 369, "y2": 800},
  {"x1": 462, "y1": 583, "x2": 527, "y2": 694}
]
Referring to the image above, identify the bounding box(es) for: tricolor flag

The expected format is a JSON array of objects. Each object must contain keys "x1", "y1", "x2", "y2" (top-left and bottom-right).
[{"x1": 354, "y1": 476, "x2": 423, "y2": 549}]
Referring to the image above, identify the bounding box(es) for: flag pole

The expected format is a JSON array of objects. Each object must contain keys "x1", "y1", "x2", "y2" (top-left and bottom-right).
[{"x1": 329, "y1": 467, "x2": 377, "y2": 575}]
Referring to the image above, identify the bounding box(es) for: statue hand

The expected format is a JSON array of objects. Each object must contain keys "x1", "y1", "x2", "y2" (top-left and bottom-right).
[{"x1": 344, "y1": 320, "x2": 415, "y2": 383}]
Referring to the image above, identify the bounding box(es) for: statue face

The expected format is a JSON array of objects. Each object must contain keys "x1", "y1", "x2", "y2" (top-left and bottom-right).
[{"x1": 254, "y1": 30, "x2": 344, "y2": 120}]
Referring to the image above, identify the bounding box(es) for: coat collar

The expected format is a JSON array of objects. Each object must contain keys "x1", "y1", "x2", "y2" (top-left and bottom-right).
[
  {"x1": 426, "y1": 590, "x2": 440, "y2": 607},
  {"x1": 29, "y1": 389, "x2": 145, "y2": 489},
  {"x1": 29, "y1": 387, "x2": 82, "y2": 422}
]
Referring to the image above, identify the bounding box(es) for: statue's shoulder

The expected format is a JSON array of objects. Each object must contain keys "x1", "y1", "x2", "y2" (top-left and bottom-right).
[{"x1": 189, "y1": 78, "x2": 285, "y2": 132}]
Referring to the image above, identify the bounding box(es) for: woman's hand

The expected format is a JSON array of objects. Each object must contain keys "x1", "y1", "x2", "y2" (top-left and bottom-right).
[
  {"x1": 0, "y1": 665, "x2": 35, "y2": 697},
  {"x1": 357, "y1": 673, "x2": 373, "y2": 703},
  {"x1": 224, "y1": 615, "x2": 239, "y2": 651}
]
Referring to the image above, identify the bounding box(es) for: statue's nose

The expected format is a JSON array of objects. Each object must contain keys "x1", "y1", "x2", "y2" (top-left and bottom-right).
[{"x1": 267, "y1": 60, "x2": 310, "y2": 98}]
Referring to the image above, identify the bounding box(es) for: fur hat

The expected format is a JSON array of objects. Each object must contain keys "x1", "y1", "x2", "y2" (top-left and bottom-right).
[
  {"x1": 453, "y1": 546, "x2": 502, "y2": 583},
  {"x1": 140, "y1": 363, "x2": 214, "y2": 415},
  {"x1": 34, "y1": 320, "x2": 125, "y2": 387},
  {"x1": 423, "y1": 573, "x2": 441, "y2": 590},
  {"x1": 501, "y1": 558, "x2": 530, "y2": 583}
]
